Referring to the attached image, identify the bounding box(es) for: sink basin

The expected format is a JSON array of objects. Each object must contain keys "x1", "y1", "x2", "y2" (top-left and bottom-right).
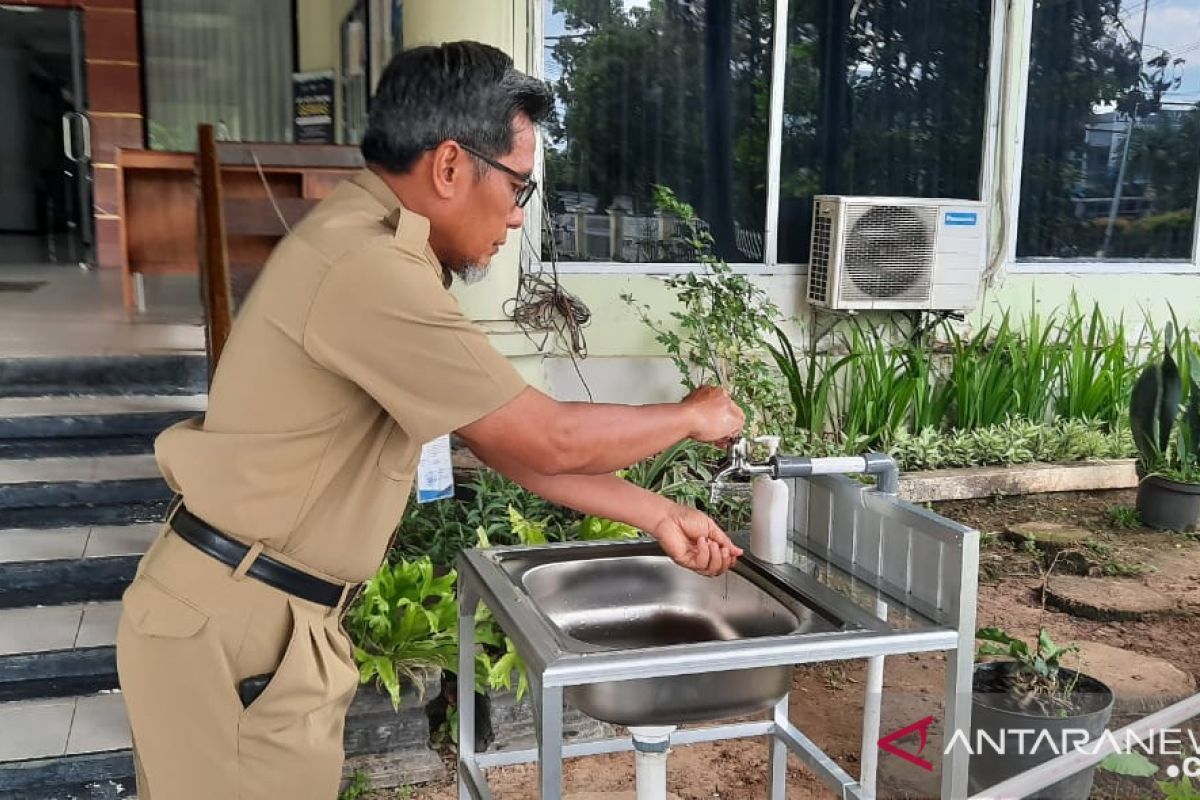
[{"x1": 505, "y1": 551, "x2": 842, "y2": 726}]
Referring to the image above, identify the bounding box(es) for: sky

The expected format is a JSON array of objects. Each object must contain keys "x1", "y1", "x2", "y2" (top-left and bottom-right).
[{"x1": 1136, "y1": 0, "x2": 1200, "y2": 102}]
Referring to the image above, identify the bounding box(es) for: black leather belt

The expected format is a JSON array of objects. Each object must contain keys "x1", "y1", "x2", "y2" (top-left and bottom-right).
[{"x1": 169, "y1": 505, "x2": 345, "y2": 607}]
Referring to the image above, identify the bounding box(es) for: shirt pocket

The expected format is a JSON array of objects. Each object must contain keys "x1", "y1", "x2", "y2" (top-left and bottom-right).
[
  {"x1": 376, "y1": 422, "x2": 417, "y2": 480},
  {"x1": 120, "y1": 575, "x2": 209, "y2": 639}
]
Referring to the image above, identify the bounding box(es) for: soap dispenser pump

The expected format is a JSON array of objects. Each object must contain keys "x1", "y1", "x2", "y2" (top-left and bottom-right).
[{"x1": 750, "y1": 436, "x2": 789, "y2": 564}]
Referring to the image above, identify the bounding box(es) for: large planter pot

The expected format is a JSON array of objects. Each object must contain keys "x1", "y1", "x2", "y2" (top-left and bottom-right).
[
  {"x1": 342, "y1": 673, "x2": 447, "y2": 789},
  {"x1": 1136, "y1": 473, "x2": 1200, "y2": 531},
  {"x1": 968, "y1": 661, "x2": 1114, "y2": 800}
]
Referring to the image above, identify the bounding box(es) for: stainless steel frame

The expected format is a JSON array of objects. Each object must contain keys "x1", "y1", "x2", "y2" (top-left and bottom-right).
[{"x1": 457, "y1": 473, "x2": 980, "y2": 800}]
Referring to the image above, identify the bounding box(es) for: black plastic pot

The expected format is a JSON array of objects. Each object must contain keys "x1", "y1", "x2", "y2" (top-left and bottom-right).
[
  {"x1": 968, "y1": 661, "x2": 1114, "y2": 800},
  {"x1": 1136, "y1": 473, "x2": 1200, "y2": 531}
]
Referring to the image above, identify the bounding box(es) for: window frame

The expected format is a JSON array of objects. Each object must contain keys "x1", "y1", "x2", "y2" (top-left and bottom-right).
[
  {"x1": 537, "y1": 0, "x2": 1007, "y2": 275},
  {"x1": 536, "y1": 0, "x2": 1200, "y2": 276},
  {"x1": 999, "y1": 0, "x2": 1200, "y2": 274}
]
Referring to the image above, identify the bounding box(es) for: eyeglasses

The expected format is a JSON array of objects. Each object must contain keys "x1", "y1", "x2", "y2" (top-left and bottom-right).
[{"x1": 458, "y1": 142, "x2": 538, "y2": 208}]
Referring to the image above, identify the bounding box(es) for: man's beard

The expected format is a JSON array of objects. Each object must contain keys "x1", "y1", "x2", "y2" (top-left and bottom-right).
[{"x1": 455, "y1": 263, "x2": 488, "y2": 285}]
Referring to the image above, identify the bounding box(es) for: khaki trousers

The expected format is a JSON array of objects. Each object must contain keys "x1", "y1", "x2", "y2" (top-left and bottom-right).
[{"x1": 116, "y1": 527, "x2": 359, "y2": 800}]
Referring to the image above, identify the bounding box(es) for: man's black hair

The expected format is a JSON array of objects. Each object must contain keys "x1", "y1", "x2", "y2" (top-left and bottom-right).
[{"x1": 361, "y1": 40, "x2": 553, "y2": 173}]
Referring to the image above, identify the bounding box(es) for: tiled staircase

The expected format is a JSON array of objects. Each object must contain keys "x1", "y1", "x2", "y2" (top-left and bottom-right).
[{"x1": 0, "y1": 355, "x2": 207, "y2": 800}]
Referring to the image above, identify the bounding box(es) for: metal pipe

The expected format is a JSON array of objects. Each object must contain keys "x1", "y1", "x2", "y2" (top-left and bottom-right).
[
  {"x1": 859, "y1": 599, "x2": 889, "y2": 799},
  {"x1": 775, "y1": 718, "x2": 863, "y2": 799},
  {"x1": 967, "y1": 691, "x2": 1200, "y2": 800},
  {"x1": 772, "y1": 453, "x2": 900, "y2": 495},
  {"x1": 474, "y1": 721, "x2": 777, "y2": 770}
]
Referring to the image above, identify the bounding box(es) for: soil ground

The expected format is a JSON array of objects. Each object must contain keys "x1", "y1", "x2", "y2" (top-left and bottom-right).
[{"x1": 368, "y1": 490, "x2": 1200, "y2": 800}]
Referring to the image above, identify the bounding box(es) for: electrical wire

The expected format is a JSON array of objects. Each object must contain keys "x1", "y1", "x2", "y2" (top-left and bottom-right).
[{"x1": 505, "y1": 188, "x2": 596, "y2": 401}]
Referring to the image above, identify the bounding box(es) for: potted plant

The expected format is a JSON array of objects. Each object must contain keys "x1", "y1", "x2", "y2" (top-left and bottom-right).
[
  {"x1": 970, "y1": 627, "x2": 1114, "y2": 800},
  {"x1": 1130, "y1": 323, "x2": 1200, "y2": 531}
]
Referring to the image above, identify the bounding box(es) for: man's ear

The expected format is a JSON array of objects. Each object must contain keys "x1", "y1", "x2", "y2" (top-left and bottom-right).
[{"x1": 429, "y1": 141, "x2": 468, "y2": 201}]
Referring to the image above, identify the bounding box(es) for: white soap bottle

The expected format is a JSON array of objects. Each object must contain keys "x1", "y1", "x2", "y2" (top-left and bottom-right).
[{"x1": 750, "y1": 436, "x2": 789, "y2": 564}]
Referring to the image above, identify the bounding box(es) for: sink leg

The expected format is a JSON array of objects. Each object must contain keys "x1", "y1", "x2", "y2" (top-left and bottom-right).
[
  {"x1": 769, "y1": 696, "x2": 789, "y2": 800},
  {"x1": 860, "y1": 599, "x2": 889, "y2": 800},
  {"x1": 860, "y1": 654, "x2": 885, "y2": 800},
  {"x1": 456, "y1": 582, "x2": 480, "y2": 800},
  {"x1": 941, "y1": 644, "x2": 974, "y2": 800},
  {"x1": 534, "y1": 682, "x2": 564, "y2": 799},
  {"x1": 457, "y1": 596, "x2": 479, "y2": 800}
]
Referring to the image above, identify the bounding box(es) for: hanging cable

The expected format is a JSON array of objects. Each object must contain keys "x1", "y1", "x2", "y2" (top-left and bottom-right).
[{"x1": 504, "y1": 188, "x2": 596, "y2": 401}]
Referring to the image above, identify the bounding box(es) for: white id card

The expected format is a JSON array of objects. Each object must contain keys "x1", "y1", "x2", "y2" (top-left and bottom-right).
[{"x1": 416, "y1": 434, "x2": 454, "y2": 503}]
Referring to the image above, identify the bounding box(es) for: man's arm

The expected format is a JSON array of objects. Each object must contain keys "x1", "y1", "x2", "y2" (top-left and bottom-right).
[
  {"x1": 456, "y1": 384, "x2": 743, "y2": 477},
  {"x1": 474, "y1": 448, "x2": 742, "y2": 576}
]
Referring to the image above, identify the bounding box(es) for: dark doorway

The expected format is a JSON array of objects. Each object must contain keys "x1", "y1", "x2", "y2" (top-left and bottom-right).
[{"x1": 0, "y1": 6, "x2": 92, "y2": 267}]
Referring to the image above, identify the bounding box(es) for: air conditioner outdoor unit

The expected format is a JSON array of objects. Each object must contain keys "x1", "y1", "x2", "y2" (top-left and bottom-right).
[{"x1": 806, "y1": 195, "x2": 986, "y2": 312}]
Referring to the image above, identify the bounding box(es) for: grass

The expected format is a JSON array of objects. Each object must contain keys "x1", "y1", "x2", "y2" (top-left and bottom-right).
[
  {"x1": 1102, "y1": 560, "x2": 1156, "y2": 577},
  {"x1": 1108, "y1": 504, "x2": 1142, "y2": 529}
]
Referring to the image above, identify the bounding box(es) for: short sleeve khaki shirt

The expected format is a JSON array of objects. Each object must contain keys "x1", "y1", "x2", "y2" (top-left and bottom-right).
[{"x1": 154, "y1": 169, "x2": 527, "y2": 583}]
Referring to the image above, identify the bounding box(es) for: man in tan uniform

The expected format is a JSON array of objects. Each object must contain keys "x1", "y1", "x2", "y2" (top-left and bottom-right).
[{"x1": 117, "y1": 41, "x2": 745, "y2": 799}]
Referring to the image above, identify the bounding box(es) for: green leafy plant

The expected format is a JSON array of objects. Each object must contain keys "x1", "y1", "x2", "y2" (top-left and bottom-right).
[
  {"x1": 946, "y1": 315, "x2": 1020, "y2": 430},
  {"x1": 976, "y1": 626, "x2": 1082, "y2": 713},
  {"x1": 392, "y1": 471, "x2": 580, "y2": 566},
  {"x1": 338, "y1": 770, "x2": 372, "y2": 800},
  {"x1": 344, "y1": 556, "x2": 460, "y2": 709},
  {"x1": 1108, "y1": 504, "x2": 1142, "y2": 529},
  {"x1": 622, "y1": 185, "x2": 789, "y2": 437},
  {"x1": 574, "y1": 515, "x2": 640, "y2": 541},
  {"x1": 766, "y1": 323, "x2": 858, "y2": 435},
  {"x1": 1130, "y1": 322, "x2": 1200, "y2": 483},
  {"x1": 836, "y1": 321, "x2": 936, "y2": 446},
  {"x1": 882, "y1": 418, "x2": 1134, "y2": 472},
  {"x1": 1056, "y1": 299, "x2": 1140, "y2": 426},
  {"x1": 1161, "y1": 776, "x2": 1200, "y2": 800}
]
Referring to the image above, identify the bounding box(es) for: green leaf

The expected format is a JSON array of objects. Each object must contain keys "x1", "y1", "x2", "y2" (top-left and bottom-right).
[
  {"x1": 1159, "y1": 776, "x2": 1200, "y2": 800},
  {"x1": 1099, "y1": 752, "x2": 1159, "y2": 778},
  {"x1": 976, "y1": 627, "x2": 1027, "y2": 655},
  {"x1": 507, "y1": 506, "x2": 548, "y2": 545},
  {"x1": 1131, "y1": 364, "x2": 1163, "y2": 466},
  {"x1": 1161, "y1": 345, "x2": 1183, "y2": 454},
  {"x1": 575, "y1": 516, "x2": 640, "y2": 541}
]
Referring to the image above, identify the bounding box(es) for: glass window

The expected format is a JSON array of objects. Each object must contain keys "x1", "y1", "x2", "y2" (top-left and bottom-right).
[
  {"x1": 775, "y1": 0, "x2": 993, "y2": 263},
  {"x1": 143, "y1": 0, "x2": 294, "y2": 152},
  {"x1": 1017, "y1": 0, "x2": 1200, "y2": 261},
  {"x1": 542, "y1": 0, "x2": 774, "y2": 264}
]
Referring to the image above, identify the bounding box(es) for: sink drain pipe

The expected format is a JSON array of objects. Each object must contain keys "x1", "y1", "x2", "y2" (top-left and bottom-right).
[{"x1": 629, "y1": 725, "x2": 677, "y2": 800}]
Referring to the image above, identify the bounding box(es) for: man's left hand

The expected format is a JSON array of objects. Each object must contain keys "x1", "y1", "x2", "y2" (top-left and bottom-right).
[{"x1": 651, "y1": 505, "x2": 743, "y2": 577}]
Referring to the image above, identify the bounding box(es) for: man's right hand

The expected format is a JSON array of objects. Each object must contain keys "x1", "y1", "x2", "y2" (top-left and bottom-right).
[{"x1": 681, "y1": 385, "x2": 745, "y2": 445}]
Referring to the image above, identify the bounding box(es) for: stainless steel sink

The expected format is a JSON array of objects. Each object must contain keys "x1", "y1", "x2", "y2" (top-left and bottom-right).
[{"x1": 498, "y1": 547, "x2": 843, "y2": 726}]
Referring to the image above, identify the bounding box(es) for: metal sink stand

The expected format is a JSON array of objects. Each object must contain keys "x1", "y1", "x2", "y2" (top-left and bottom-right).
[{"x1": 456, "y1": 472, "x2": 980, "y2": 800}]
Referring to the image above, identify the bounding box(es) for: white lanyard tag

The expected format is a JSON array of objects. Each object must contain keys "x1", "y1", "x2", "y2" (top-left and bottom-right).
[{"x1": 416, "y1": 434, "x2": 454, "y2": 503}]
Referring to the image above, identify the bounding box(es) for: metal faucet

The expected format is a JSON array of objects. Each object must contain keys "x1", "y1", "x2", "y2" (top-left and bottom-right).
[
  {"x1": 709, "y1": 436, "x2": 779, "y2": 503},
  {"x1": 709, "y1": 435, "x2": 900, "y2": 504}
]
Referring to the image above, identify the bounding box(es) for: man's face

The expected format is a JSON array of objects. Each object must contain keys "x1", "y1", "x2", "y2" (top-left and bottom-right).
[{"x1": 442, "y1": 116, "x2": 536, "y2": 282}]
